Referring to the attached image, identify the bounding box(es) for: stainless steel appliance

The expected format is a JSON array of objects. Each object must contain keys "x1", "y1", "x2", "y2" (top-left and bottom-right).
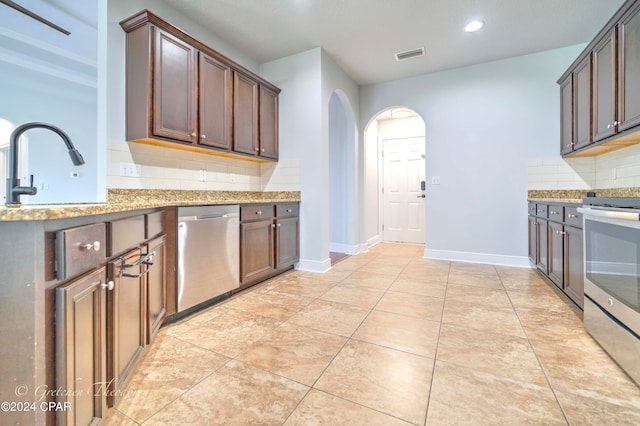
[
  {"x1": 177, "y1": 205, "x2": 239, "y2": 312},
  {"x1": 578, "y1": 198, "x2": 640, "y2": 385}
]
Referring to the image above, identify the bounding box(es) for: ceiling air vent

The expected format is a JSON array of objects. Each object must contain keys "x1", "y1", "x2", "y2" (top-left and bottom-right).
[{"x1": 395, "y1": 47, "x2": 425, "y2": 61}]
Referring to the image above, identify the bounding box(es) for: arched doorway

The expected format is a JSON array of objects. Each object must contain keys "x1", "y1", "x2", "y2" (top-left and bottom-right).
[
  {"x1": 328, "y1": 91, "x2": 358, "y2": 259},
  {"x1": 362, "y1": 107, "x2": 426, "y2": 246}
]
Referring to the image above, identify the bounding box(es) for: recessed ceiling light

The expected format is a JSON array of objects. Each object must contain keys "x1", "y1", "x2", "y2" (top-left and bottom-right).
[{"x1": 465, "y1": 20, "x2": 485, "y2": 33}]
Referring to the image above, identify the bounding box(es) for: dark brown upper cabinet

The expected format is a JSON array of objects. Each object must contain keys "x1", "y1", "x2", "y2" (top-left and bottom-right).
[
  {"x1": 120, "y1": 10, "x2": 280, "y2": 161},
  {"x1": 559, "y1": 75, "x2": 574, "y2": 155},
  {"x1": 558, "y1": 0, "x2": 640, "y2": 156}
]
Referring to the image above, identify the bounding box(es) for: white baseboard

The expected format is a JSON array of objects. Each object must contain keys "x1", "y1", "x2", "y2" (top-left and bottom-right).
[
  {"x1": 296, "y1": 257, "x2": 332, "y2": 273},
  {"x1": 423, "y1": 248, "x2": 531, "y2": 268},
  {"x1": 329, "y1": 243, "x2": 361, "y2": 255},
  {"x1": 366, "y1": 235, "x2": 382, "y2": 250}
]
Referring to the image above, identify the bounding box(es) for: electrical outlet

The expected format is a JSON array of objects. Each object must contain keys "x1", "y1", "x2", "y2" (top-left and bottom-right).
[
  {"x1": 611, "y1": 167, "x2": 617, "y2": 180},
  {"x1": 199, "y1": 169, "x2": 206, "y2": 182},
  {"x1": 230, "y1": 173, "x2": 236, "y2": 183},
  {"x1": 119, "y1": 162, "x2": 141, "y2": 177}
]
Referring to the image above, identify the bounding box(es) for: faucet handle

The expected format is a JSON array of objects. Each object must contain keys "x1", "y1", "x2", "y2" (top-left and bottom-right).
[{"x1": 29, "y1": 174, "x2": 34, "y2": 189}]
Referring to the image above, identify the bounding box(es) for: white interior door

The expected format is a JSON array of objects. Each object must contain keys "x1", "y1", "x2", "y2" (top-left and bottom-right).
[{"x1": 382, "y1": 137, "x2": 425, "y2": 244}]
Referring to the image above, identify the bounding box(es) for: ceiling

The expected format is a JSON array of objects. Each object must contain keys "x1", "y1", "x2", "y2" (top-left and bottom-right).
[{"x1": 162, "y1": 0, "x2": 625, "y2": 85}]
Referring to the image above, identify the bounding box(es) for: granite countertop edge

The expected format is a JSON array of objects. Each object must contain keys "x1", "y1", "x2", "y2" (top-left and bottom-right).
[{"x1": 0, "y1": 190, "x2": 301, "y2": 222}]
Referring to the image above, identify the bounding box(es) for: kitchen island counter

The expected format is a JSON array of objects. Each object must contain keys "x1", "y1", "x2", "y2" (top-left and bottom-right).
[{"x1": 0, "y1": 189, "x2": 300, "y2": 221}]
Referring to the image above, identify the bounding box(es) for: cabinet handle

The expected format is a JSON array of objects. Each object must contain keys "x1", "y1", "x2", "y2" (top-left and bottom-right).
[
  {"x1": 555, "y1": 230, "x2": 566, "y2": 235},
  {"x1": 271, "y1": 223, "x2": 276, "y2": 229},
  {"x1": 256, "y1": 211, "x2": 262, "y2": 215},
  {"x1": 102, "y1": 281, "x2": 115, "y2": 291},
  {"x1": 80, "y1": 241, "x2": 101, "y2": 252},
  {"x1": 614, "y1": 121, "x2": 620, "y2": 126},
  {"x1": 201, "y1": 134, "x2": 207, "y2": 139},
  {"x1": 286, "y1": 209, "x2": 292, "y2": 213},
  {"x1": 567, "y1": 213, "x2": 578, "y2": 218}
]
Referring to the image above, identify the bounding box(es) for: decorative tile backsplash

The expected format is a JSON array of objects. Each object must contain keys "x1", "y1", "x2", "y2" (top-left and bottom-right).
[
  {"x1": 107, "y1": 142, "x2": 301, "y2": 192},
  {"x1": 528, "y1": 144, "x2": 640, "y2": 190}
]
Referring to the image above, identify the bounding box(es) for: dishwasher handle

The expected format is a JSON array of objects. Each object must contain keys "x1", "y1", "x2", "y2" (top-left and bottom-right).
[{"x1": 179, "y1": 213, "x2": 239, "y2": 222}]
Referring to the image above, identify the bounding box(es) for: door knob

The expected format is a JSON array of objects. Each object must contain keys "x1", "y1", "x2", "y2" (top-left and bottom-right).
[{"x1": 417, "y1": 194, "x2": 425, "y2": 198}]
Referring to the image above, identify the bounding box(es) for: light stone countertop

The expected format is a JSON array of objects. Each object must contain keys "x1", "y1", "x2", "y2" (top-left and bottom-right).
[{"x1": 0, "y1": 189, "x2": 301, "y2": 221}]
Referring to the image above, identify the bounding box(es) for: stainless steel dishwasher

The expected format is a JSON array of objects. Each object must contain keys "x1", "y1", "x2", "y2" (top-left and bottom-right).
[{"x1": 177, "y1": 205, "x2": 239, "y2": 312}]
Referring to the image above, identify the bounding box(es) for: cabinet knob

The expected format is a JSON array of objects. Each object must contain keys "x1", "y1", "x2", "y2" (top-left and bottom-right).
[
  {"x1": 256, "y1": 211, "x2": 262, "y2": 215},
  {"x1": 255, "y1": 147, "x2": 260, "y2": 152},
  {"x1": 102, "y1": 281, "x2": 115, "y2": 291},
  {"x1": 614, "y1": 121, "x2": 620, "y2": 126},
  {"x1": 278, "y1": 223, "x2": 281, "y2": 227},
  {"x1": 608, "y1": 124, "x2": 612, "y2": 129},
  {"x1": 568, "y1": 213, "x2": 577, "y2": 218},
  {"x1": 555, "y1": 230, "x2": 566, "y2": 235},
  {"x1": 286, "y1": 209, "x2": 292, "y2": 213},
  {"x1": 261, "y1": 148, "x2": 265, "y2": 152},
  {"x1": 80, "y1": 241, "x2": 101, "y2": 252},
  {"x1": 191, "y1": 132, "x2": 196, "y2": 137},
  {"x1": 201, "y1": 134, "x2": 207, "y2": 139},
  {"x1": 271, "y1": 223, "x2": 276, "y2": 229}
]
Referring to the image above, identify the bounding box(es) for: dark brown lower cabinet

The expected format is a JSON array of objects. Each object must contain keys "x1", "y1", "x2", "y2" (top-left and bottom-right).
[
  {"x1": 564, "y1": 225, "x2": 584, "y2": 309},
  {"x1": 55, "y1": 267, "x2": 108, "y2": 425},
  {"x1": 548, "y1": 221, "x2": 565, "y2": 288},
  {"x1": 275, "y1": 216, "x2": 299, "y2": 269},
  {"x1": 240, "y1": 219, "x2": 275, "y2": 283},
  {"x1": 107, "y1": 249, "x2": 146, "y2": 407},
  {"x1": 146, "y1": 236, "x2": 167, "y2": 343},
  {"x1": 537, "y1": 218, "x2": 549, "y2": 274},
  {"x1": 528, "y1": 215, "x2": 538, "y2": 264}
]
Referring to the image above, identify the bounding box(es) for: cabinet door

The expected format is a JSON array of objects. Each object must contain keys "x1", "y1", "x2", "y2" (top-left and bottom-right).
[
  {"x1": 573, "y1": 56, "x2": 592, "y2": 150},
  {"x1": 560, "y1": 75, "x2": 574, "y2": 155},
  {"x1": 233, "y1": 70, "x2": 259, "y2": 156},
  {"x1": 528, "y1": 216, "x2": 538, "y2": 264},
  {"x1": 618, "y1": 3, "x2": 640, "y2": 132},
  {"x1": 548, "y1": 222, "x2": 565, "y2": 289},
  {"x1": 153, "y1": 29, "x2": 197, "y2": 143},
  {"x1": 199, "y1": 52, "x2": 232, "y2": 150},
  {"x1": 259, "y1": 86, "x2": 279, "y2": 159},
  {"x1": 107, "y1": 250, "x2": 146, "y2": 407},
  {"x1": 593, "y1": 28, "x2": 618, "y2": 142},
  {"x1": 146, "y1": 236, "x2": 166, "y2": 344},
  {"x1": 564, "y1": 225, "x2": 584, "y2": 309},
  {"x1": 56, "y1": 268, "x2": 108, "y2": 425},
  {"x1": 240, "y1": 220, "x2": 274, "y2": 283},
  {"x1": 537, "y1": 218, "x2": 548, "y2": 274},
  {"x1": 275, "y1": 216, "x2": 299, "y2": 269}
]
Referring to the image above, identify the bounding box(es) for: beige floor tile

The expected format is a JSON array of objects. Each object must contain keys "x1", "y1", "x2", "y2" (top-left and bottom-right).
[
  {"x1": 357, "y1": 262, "x2": 405, "y2": 277},
  {"x1": 315, "y1": 340, "x2": 433, "y2": 424},
  {"x1": 341, "y1": 270, "x2": 396, "y2": 289},
  {"x1": 160, "y1": 304, "x2": 228, "y2": 337},
  {"x1": 177, "y1": 308, "x2": 281, "y2": 357},
  {"x1": 496, "y1": 265, "x2": 542, "y2": 280},
  {"x1": 222, "y1": 291, "x2": 313, "y2": 320},
  {"x1": 442, "y1": 299, "x2": 525, "y2": 338},
  {"x1": 268, "y1": 277, "x2": 336, "y2": 298},
  {"x1": 352, "y1": 310, "x2": 440, "y2": 358},
  {"x1": 286, "y1": 299, "x2": 370, "y2": 337},
  {"x1": 531, "y1": 338, "x2": 640, "y2": 410},
  {"x1": 555, "y1": 390, "x2": 640, "y2": 425},
  {"x1": 426, "y1": 361, "x2": 566, "y2": 425},
  {"x1": 330, "y1": 257, "x2": 369, "y2": 271},
  {"x1": 388, "y1": 277, "x2": 447, "y2": 298},
  {"x1": 445, "y1": 284, "x2": 513, "y2": 309},
  {"x1": 145, "y1": 360, "x2": 308, "y2": 425},
  {"x1": 500, "y1": 276, "x2": 549, "y2": 291},
  {"x1": 104, "y1": 409, "x2": 138, "y2": 426},
  {"x1": 320, "y1": 284, "x2": 385, "y2": 309},
  {"x1": 115, "y1": 334, "x2": 230, "y2": 423},
  {"x1": 450, "y1": 261, "x2": 498, "y2": 276},
  {"x1": 299, "y1": 269, "x2": 352, "y2": 283},
  {"x1": 520, "y1": 315, "x2": 595, "y2": 351},
  {"x1": 448, "y1": 270, "x2": 504, "y2": 289},
  {"x1": 284, "y1": 390, "x2": 412, "y2": 426},
  {"x1": 236, "y1": 323, "x2": 347, "y2": 386},
  {"x1": 375, "y1": 291, "x2": 444, "y2": 321},
  {"x1": 436, "y1": 324, "x2": 548, "y2": 386}
]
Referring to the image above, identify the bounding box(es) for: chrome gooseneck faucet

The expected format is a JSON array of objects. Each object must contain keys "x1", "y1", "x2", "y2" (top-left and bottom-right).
[{"x1": 5, "y1": 122, "x2": 85, "y2": 207}]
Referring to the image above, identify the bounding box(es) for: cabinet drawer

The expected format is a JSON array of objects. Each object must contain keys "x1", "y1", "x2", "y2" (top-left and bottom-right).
[
  {"x1": 528, "y1": 202, "x2": 536, "y2": 216},
  {"x1": 146, "y1": 210, "x2": 165, "y2": 238},
  {"x1": 241, "y1": 204, "x2": 274, "y2": 221},
  {"x1": 548, "y1": 205, "x2": 564, "y2": 221},
  {"x1": 276, "y1": 203, "x2": 299, "y2": 217},
  {"x1": 56, "y1": 223, "x2": 106, "y2": 280},
  {"x1": 536, "y1": 204, "x2": 548, "y2": 218},
  {"x1": 565, "y1": 206, "x2": 583, "y2": 228},
  {"x1": 107, "y1": 215, "x2": 145, "y2": 256}
]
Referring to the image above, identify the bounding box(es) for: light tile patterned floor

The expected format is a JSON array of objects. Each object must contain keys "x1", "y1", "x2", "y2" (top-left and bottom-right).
[{"x1": 106, "y1": 243, "x2": 640, "y2": 425}]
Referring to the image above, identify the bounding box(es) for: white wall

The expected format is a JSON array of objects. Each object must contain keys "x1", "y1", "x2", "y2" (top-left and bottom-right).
[
  {"x1": 360, "y1": 45, "x2": 585, "y2": 266},
  {"x1": 261, "y1": 49, "x2": 325, "y2": 270},
  {"x1": 107, "y1": 0, "x2": 301, "y2": 192}
]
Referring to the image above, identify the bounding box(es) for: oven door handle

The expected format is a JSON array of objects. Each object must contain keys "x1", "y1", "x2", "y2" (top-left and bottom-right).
[{"x1": 577, "y1": 207, "x2": 640, "y2": 221}]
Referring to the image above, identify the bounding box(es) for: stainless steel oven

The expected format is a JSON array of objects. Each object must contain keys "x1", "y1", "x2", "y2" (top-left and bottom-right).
[{"x1": 578, "y1": 199, "x2": 640, "y2": 385}]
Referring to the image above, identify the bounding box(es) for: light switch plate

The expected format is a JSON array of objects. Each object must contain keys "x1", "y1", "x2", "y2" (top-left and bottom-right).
[{"x1": 431, "y1": 176, "x2": 441, "y2": 185}]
